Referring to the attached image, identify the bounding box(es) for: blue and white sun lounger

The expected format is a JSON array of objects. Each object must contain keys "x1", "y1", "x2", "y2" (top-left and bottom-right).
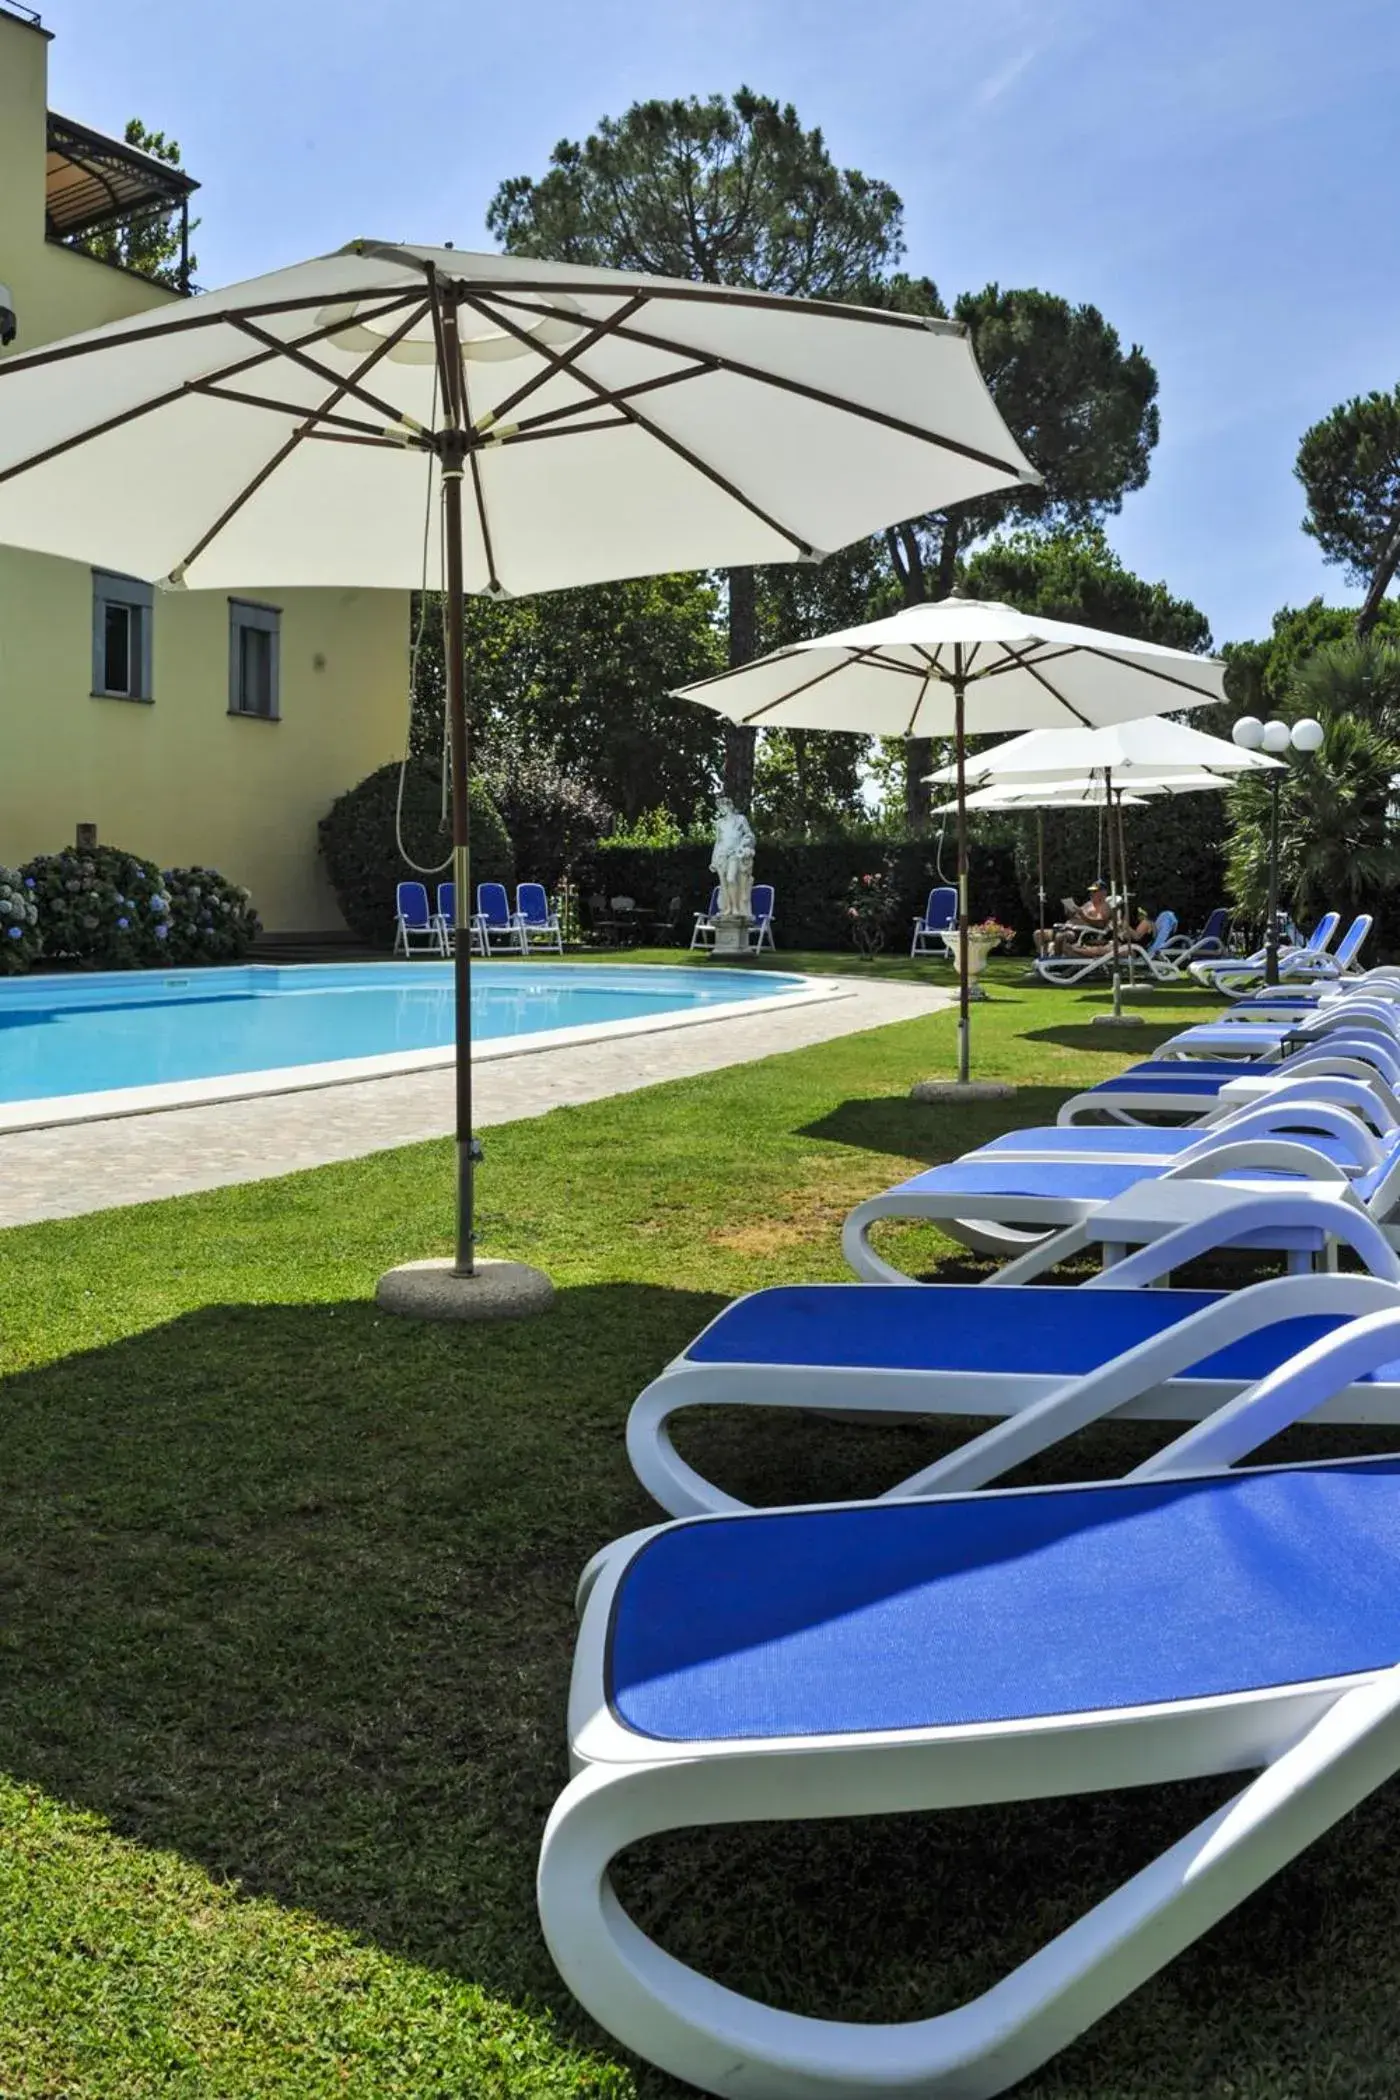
[
  {"x1": 543, "y1": 1305, "x2": 1400, "y2": 2100},
  {"x1": 629, "y1": 1251, "x2": 1400, "y2": 1517},
  {"x1": 1190, "y1": 910, "x2": 1340, "y2": 993},
  {"x1": 842, "y1": 1120, "x2": 1400, "y2": 1271},
  {"x1": 1058, "y1": 1037, "x2": 1400, "y2": 1126}
]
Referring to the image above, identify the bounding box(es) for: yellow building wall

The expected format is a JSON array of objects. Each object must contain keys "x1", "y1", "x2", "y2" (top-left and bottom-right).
[
  {"x1": 0, "y1": 555, "x2": 408, "y2": 931},
  {"x1": 0, "y1": 7, "x2": 412, "y2": 934}
]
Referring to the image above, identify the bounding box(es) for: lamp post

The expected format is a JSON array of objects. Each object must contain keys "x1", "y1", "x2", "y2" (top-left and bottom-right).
[{"x1": 1230, "y1": 714, "x2": 1325, "y2": 984}]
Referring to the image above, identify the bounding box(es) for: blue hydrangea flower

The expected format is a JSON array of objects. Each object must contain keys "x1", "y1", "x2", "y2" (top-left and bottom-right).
[
  {"x1": 154, "y1": 924, "x2": 168, "y2": 941},
  {"x1": 117, "y1": 916, "x2": 129, "y2": 930},
  {"x1": 7, "y1": 926, "x2": 21, "y2": 939}
]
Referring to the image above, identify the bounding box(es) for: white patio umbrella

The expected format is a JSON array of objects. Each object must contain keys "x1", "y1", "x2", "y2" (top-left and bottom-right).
[
  {"x1": 674, "y1": 596, "x2": 1227, "y2": 1082},
  {"x1": 0, "y1": 242, "x2": 1036, "y2": 1299},
  {"x1": 926, "y1": 716, "x2": 1277, "y2": 790},
  {"x1": 928, "y1": 725, "x2": 1281, "y2": 1013}
]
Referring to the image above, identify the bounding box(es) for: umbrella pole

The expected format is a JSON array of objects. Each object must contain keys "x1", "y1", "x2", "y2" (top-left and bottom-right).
[
  {"x1": 1107, "y1": 767, "x2": 1123, "y2": 1021},
  {"x1": 1036, "y1": 807, "x2": 1046, "y2": 943},
  {"x1": 441, "y1": 447, "x2": 475, "y2": 1277},
  {"x1": 955, "y1": 661, "x2": 970, "y2": 1084}
]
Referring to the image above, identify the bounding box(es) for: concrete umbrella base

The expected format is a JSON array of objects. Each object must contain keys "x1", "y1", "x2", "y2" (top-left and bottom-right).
[
  {"x1": 909, "y1": 1080, "x2": 1016, "y2": 1104},
  {"x1": 375, "y1": 1257, "x2": 555, "y2": 1323}
]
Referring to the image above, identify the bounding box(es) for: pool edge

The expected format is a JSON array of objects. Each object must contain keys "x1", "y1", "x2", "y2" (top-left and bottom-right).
[{"x1": 0, "y1": 974, "x2": 854, "y2": 1134}]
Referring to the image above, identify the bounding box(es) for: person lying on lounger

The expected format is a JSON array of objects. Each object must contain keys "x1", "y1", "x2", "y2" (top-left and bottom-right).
[{"x1": 1046, "y1": 905, "x2": 1155, "y2": 960}]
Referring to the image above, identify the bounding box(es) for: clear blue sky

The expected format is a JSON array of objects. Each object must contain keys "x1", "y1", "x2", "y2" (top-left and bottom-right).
[{"x1": 38, "y1": 0, "x2": 1400, "y2": 646}]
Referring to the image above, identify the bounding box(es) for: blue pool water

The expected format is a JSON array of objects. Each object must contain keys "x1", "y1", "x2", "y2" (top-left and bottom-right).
[{"x1": 0, "y1": 961, "x2": 806, "y2": 1104}]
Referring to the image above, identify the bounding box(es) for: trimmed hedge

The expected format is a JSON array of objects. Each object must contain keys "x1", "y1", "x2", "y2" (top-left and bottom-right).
[
  {"x1": 319, "y1": 760, "x2": 513, "y2": 945},
  {"x1": 586, "y1": 835, "x2": 1027, "y2": 951}
]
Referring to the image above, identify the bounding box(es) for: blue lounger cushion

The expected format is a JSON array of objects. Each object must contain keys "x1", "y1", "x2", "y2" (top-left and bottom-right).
[
  {"x1": 608, "y1": 1460, "x2": 1400, "y2": 1741},
  {"x1": 684, "y1": 1283, "x2": 1379, "y2": 1381},
  {"x1": 1088, "y1": 1072, "x2": 1251, "y2": 1098},
  {"x1": 879, "y1": 1160, "x2": 1153, "y2": 1202},
  {"x1": 975, "y1": 1127, "x2": 1360, "y2": 1168}
]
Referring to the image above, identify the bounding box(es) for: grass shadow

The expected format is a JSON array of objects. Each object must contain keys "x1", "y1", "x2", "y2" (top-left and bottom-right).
[{"x1": 799, "y1": 1087, "x2": 1073, "y2": 1165}]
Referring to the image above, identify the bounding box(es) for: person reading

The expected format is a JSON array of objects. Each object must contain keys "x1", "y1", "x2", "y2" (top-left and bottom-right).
[{"x1": 1035, "y1": 881, "x2": 1111, "y2": 956}]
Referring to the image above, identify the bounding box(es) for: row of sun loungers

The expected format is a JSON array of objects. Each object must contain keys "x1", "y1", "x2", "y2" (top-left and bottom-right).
[{"x1": 537, "y1": 956, "x2": 1400, "y2": 2098}]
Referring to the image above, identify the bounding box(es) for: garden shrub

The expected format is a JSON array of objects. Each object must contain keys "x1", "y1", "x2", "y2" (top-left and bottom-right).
[
  {"x1": 161, "y1": 866, "x2": 261, "y2": 963},
  {"x1": 480, "y1": 748, "x2": 612, "y2": 889},
  {"x1": 584, "y1": 833, "x2": 1027, "y2": 950},
  {"x1": 319, "y1": 760, "x2": 514, "y2": 944},
  {"x1": 0, "y1": 866, "x2": 41, "y2": 973},
  {"x1": 20, "y1": 846, "x2": 172, "y2": 967}
]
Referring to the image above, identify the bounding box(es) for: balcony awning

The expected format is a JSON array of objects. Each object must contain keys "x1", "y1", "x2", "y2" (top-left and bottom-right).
[{"x1": 45, "y1": 111, "x2": 198, "y2": 241}]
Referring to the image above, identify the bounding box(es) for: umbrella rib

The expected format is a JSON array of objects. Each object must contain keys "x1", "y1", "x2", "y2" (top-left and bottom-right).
[
  {"x1": 728, "y1": 652, "x2": 863, "y2": 724},
  {"x1": 184, "y1": 382, "x2": 396, "y2": 440},
  {"x1": 470, "y1": 275, "x2": 964, "y2": 333},
  {"x1": 994, "y1": 649, "x2": 1096, "y2": 726},
  {"x1": 229, "y1": 316, "x2": 411, "y2": 428},
  {"x1": 482, "y1": 292, "x2": 651, "y2": 426},
  {"x1": 0, "y1": 297, "x2": 422, "y2": 491},
  {"x1": 457, "y1": 289, "x2": 816, "y2": 559},
  {"x1": 0, "y1": 288, "x2": 418, "y2": 381},
  {"x1": 506, "y1": 359, "x2": 719, "y2": 436},
  {"x1": 1071, "y1": 644, "x2": 1223, "y2": 698},
  {"x1": 906, "y1": 671, "x2": 934, "y2": 738},
  {"x1": 486, "y1": 291, "x2": 1035, "y2": 484},
  {"x1": 165, "y1": 298, "x2": 432, "y2": 579}
]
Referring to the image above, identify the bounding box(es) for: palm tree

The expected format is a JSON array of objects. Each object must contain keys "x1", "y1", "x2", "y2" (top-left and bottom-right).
[{"x1": 1225, "y1": 641, "x2": 1400, "y2": 921}]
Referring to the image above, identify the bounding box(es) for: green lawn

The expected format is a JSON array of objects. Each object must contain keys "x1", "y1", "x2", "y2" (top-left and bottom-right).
[{"x1": 3, "y1": 966, "x2": 1399, "y2": 2097}]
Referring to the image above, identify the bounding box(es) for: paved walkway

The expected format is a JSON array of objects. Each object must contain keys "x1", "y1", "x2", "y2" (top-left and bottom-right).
[{"x1": 0, "y1": 977, "x2": 951, "y2": 1227}]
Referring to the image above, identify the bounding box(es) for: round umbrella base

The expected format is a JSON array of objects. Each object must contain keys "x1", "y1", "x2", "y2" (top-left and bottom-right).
[
  {"x1": 375, "y1": 1257, "x2": 554, "y2": 1322},
  {"x1": 909, "y1": 1079, "x2": 1016, "y2": 1104},
  {"x1": 1090, "y1": 1013, "x2": 1146, "y2": 1029}
]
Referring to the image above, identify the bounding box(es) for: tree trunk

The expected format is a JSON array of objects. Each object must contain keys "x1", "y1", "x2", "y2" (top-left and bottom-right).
[
  {"x1": 1357, "y1": 504, "x2": 1400, "y2": 639},
  {"x1": 723, "y1": 565, "x2": 759, "y2": 811}
]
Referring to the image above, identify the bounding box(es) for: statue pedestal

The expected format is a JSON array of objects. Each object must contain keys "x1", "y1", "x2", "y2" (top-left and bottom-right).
[{"x1": 711, "y1": 910, "x2": 754, "y2": 959}]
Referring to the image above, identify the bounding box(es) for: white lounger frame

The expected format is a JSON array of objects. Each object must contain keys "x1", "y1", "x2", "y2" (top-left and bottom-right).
[
  {"x1": 543, "y1": 1306, "x2": 1400, "y2": 2099},
  {"x1": 629, "y1": 1232, "x2": 1400, "y2": 1517},
  {"x1": 841, "y1": 1124, "x2": 1397, "y2": 1269}
]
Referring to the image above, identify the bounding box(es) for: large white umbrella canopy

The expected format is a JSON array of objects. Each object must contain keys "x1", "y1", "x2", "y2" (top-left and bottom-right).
[
  {"x1": 935, "y1": 779, "x2": 1153, "y2": 811},
  {"x1": 0, "y1": 243, "x2": 1037, "y2": 591},
  {"x1": 675, "y1": 595, "x2": 1228, "y2": 1081},
  {"x1": 927, "y1": 716, "x2": 1280, "y2": 788},
  {"x1": 0, "y1": 242, "x2": 1036, "y2": 1280}
]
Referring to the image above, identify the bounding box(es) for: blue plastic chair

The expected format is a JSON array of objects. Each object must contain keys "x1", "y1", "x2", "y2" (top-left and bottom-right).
[
  {"x1": 394, "y1": 879, "x2": 446, "y2": 957},
  {"x1": 475, "y1": 881, "x2": 526, "y2": 955},
  {"x1": 748, "y1": 883, "x2": 776, "y2": 953},
  {"x1": 517, "y1": 882, "x2": 563, "y2": 953},
  {"x1": 911, "y1": 886, "x2": 958, "y2": 958}
]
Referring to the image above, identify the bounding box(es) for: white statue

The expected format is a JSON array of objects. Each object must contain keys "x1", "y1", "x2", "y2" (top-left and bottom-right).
[{"x1": 710, "y1": 796, "x2": 756, "y2": 920}]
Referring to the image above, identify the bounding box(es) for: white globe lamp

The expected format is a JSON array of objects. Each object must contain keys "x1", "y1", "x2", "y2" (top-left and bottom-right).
[
  {"x1": 1232, "y1": 716, "x2": 1265, "y2": 751},
  {"x1": 1260, "y1": 719, "x2": 1292, "y2": 756},
  {"x1": 1291, "y1": 717, "x2": 1325, "y2": 753}
]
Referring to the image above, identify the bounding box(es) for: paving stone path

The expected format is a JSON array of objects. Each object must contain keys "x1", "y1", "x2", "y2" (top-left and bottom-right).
[{"x1": 0, "y1": 976, "x2": 952, "y2": 1227}]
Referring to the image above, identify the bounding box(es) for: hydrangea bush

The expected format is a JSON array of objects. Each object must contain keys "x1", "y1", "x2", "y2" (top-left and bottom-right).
[
  {"x1": 161, "y1": 865, "x2": 261, "y2": 962},
  {"x1": 21, "y1": 846, "x2": 172, "y2": 967},
  {"x1": 0, "y1": 866, "x2": 41, "y2": 973}
]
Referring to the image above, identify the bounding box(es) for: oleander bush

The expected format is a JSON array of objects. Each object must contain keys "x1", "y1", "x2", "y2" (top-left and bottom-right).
[{"x1": 0, "y1": 865, "x2": 42, "y2": 972}]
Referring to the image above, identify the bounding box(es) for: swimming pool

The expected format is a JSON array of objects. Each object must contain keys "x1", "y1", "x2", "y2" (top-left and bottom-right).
[{"x1": 0, "y1": 961, "x2": 825, "y2": 1125}]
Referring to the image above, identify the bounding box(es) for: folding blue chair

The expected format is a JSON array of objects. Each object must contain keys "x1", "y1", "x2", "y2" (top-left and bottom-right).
[
  {"x1": 474, "y1": 881, "x2": 526, "y2": 955},
  {"x1": 393, "y1": 879, "x2": 446, "y2": 957},
  {"x1": 747, "y1": 883, "x2": 776, "y2": 953},
  {"x1": 1165, "y1": 904, "x2": 1229, "y2": 965},
  {"x1": 911, "y1": 885, "x2": 957, "y2": 958},
  {"x1": 516, "y1": 882, "x2": 563, "y2": 953}
]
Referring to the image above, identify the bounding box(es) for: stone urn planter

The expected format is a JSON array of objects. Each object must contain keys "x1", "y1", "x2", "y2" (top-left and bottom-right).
[{"x1": 941, "y1": 922, "x2": 1013, "y2": 1000}]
